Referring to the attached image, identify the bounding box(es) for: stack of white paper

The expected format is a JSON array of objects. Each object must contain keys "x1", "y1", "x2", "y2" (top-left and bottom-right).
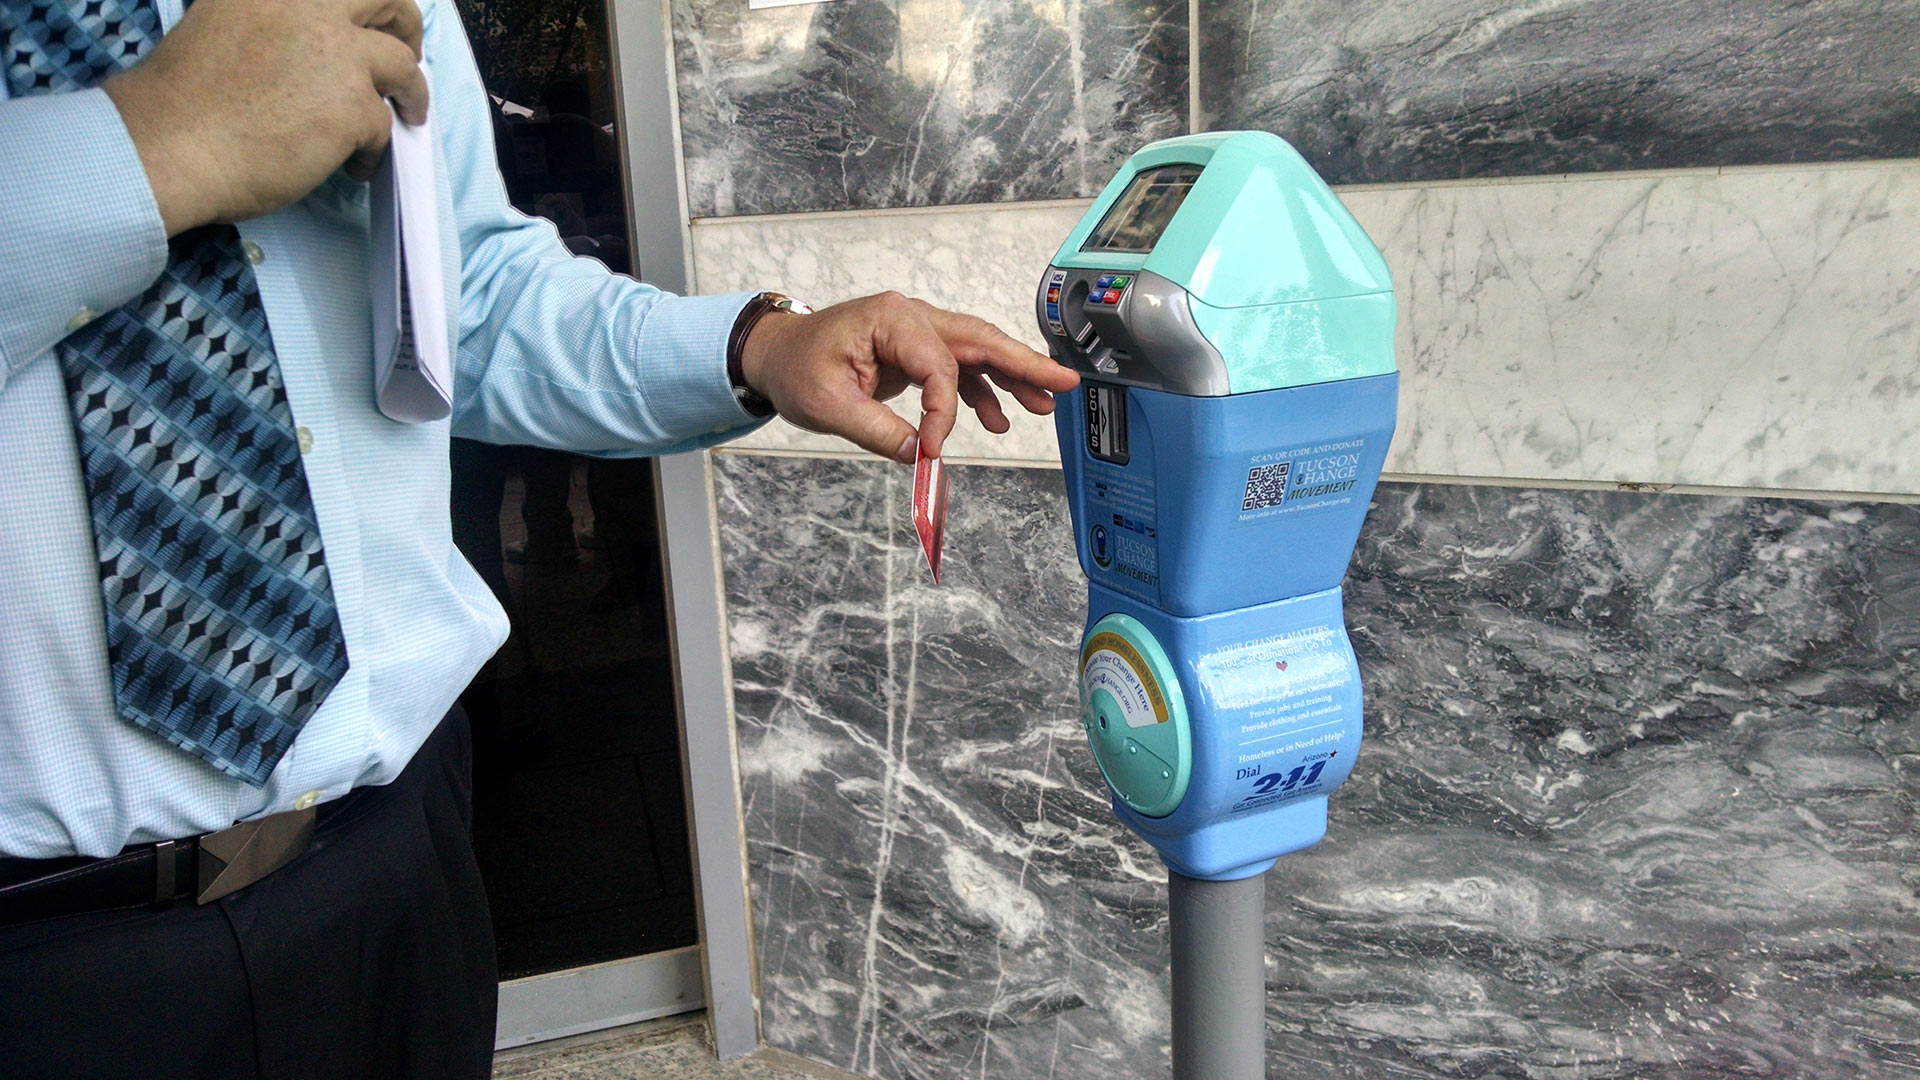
[{"x1": 370, "y1": 109, "x2": 453, "y2": 424}]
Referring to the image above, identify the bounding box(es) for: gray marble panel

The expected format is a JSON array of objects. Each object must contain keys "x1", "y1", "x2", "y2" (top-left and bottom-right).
[
  {"x1": 673, "y1": 0, "x2": 1186, "y2": 217},
  {"x1": 717, "y1": 452, "x2": 1920, "y2": 1080},
  {"x1": 1202, "y1": 0, "x2": 1920, "y2": 184}
]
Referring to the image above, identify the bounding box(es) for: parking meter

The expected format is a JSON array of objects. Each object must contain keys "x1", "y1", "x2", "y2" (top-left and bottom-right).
[{"x1": 1036, "y1": 131, "x2": 1399, "y2": 1080}]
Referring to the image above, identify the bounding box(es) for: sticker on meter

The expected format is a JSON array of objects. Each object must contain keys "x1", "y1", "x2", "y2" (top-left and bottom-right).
[
  {"x1": 1081, "y1": 633, "x2": 1168, "y2": 728},
  {"x1": 1044, "y1": 269, "x2": 1068, "y2": 335}
]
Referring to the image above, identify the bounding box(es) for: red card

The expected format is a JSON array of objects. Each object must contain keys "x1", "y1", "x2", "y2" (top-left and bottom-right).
[{"x1": 912, "y1": 446, "x2": 948, "y2": 582}]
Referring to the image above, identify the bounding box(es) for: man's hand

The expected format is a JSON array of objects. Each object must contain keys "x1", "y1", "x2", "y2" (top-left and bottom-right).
[
  {"x1": 738, "y1": 292, "x2": 1081, "y2": 463},
  {"x1": 104, "y1": 0, "x2": 430, "y2": 237}
]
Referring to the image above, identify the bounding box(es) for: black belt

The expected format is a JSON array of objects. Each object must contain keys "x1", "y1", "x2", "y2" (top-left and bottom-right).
[{"x1": 0, "y1": 804, "x2": 319, "y2": 929}]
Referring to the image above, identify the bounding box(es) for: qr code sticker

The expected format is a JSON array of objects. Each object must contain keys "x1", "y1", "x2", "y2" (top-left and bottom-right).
[{"x1": 1242, "y1": 462, "x2": 1291, "y2": 511}]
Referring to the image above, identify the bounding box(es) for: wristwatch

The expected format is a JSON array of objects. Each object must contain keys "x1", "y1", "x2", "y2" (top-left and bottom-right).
[{"x1": 726, "y1": 292, "x2": 813, "y2": 417}]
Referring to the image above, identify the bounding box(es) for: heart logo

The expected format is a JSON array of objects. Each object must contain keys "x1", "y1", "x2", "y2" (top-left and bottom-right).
[{"x1": 1276, "y1": 660, "x2": 1288, "y2": 670}]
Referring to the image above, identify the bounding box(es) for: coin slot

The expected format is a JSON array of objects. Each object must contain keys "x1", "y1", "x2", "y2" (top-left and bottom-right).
[{"x1": 1085, "y1": 383, "x2": 1130, "y2": 465}]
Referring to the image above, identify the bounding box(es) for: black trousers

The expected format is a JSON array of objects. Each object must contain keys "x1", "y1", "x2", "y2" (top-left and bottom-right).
[{"x1": 0, "y1": 711, "x2": 497, "y2": 1080}]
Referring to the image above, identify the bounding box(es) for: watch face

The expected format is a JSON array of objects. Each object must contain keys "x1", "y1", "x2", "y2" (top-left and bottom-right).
[{"x1": 773, "y1": 295, "x2": 814, "y2": 315}]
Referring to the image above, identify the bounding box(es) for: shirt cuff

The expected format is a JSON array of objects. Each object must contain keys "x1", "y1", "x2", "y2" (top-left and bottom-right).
[
  {"x1": 634, "y1": 289, "x2": 770, "y2": 437},
  {"x1": 0, "y1": 89, "x2": 168, "y2": 382}
]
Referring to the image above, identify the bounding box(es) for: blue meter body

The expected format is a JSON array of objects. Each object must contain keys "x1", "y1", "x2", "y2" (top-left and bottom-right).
[{"x1": 1039, "y1": 132, "x2": 1399, "y2": 881}]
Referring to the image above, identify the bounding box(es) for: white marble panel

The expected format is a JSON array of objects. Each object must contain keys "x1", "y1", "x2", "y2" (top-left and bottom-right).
[{"x1": 691, "y1": 160, "x2": 1920, "y2": 495}]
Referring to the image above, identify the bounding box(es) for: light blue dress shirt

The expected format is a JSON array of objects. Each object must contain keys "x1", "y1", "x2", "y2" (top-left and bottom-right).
[{"x1": 0, "y1": 0, "x2": 763, "y2": 858}]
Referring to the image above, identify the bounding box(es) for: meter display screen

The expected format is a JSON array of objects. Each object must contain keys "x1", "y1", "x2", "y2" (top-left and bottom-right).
[{"x1": 1081, "y1": 164, "x2": 1203, "y2": 254}]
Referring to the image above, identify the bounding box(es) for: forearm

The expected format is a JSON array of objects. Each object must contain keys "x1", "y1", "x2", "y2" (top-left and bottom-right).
[
  {"x1": 450, "y1": 226, "x2": 765, "y2": 454},
  {"x1": 430, "y1": 0, "x2": 764, "y2": 454}
]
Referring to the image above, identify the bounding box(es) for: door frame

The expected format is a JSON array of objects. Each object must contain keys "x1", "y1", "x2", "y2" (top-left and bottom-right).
[{"x1": 495, "y1": 946, "x2": 705, "y2": 1048}]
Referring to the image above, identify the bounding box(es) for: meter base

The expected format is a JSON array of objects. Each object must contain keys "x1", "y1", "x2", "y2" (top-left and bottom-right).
[
  {"x1": 1085, "y1": 582, "x2": 1358, "y2": 883},
  {"x1": 1120, "y1": 793, "x2": 1325, "y2": 881}
]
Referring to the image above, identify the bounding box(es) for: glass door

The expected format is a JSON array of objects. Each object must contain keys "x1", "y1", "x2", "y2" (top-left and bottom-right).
[{"x1": 445, "y1": 0, "x2": 704, "y2": 1046}]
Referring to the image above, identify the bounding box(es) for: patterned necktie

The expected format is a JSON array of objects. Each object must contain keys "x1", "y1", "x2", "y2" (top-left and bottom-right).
[{"x1": 4, "y1": 0, "x2": 349, "y2": 786}]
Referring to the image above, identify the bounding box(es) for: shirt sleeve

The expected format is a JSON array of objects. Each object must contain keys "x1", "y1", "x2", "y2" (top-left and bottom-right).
[
  {"x1": 0, "y1": 88, "x2": 168, "y2": 390},
  {"x1": 424, "y1": 1, "x2": 769, "y2": 456}
]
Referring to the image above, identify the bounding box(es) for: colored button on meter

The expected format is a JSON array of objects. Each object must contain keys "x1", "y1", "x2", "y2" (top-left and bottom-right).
[
  {"x1": 1101, "y1": 288, "x2": 1123, "y2": 304},
  {"x1": 1095, "y1": 274, "x2": 1115, "y2": 289},
  {"x1": 1111, "y1": 275, "x2": 1131, "y2": 288}
]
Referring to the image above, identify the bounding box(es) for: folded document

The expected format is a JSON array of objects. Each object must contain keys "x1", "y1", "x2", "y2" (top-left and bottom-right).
[{"x1": 370, "y1": 109, "x2": 453, "y2": 423}]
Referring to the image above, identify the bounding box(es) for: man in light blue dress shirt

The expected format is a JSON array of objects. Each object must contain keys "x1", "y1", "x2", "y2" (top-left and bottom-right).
[{"x1": 0, "y1": 0, "x2": 1077, "y2": 1075}]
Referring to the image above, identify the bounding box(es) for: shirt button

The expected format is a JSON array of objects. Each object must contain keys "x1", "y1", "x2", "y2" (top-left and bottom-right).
[
  {"x1": 66, "y1": 306, "x2": 97, "y2": 332},
  {"x1": 296, "y1": 425, "x2": 314, "y2": 453},
  {"x1": 292, "y1": 790, "x2": 320, "y2": 811},
  {"x1": 242, "y1": 240, "x2": 266, "y2": 265}
]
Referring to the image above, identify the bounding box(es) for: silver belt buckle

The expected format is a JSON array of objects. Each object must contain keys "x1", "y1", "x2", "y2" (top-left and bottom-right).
[{"x1": 195, "y1": 805, "x2": 317, "y2": 904}]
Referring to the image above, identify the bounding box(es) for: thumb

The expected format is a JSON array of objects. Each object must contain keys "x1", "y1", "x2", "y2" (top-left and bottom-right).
[{"x1": 833, "y1": 397, "x2": 920, "y2": 465}]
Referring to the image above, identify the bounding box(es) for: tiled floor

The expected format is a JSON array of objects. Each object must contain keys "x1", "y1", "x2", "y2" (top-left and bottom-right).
[{"x1": 494, "y1": 1017, "x2": 867, "y2": 1080}]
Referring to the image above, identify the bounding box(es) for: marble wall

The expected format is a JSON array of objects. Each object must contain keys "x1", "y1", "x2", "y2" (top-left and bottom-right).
[
  {"x1": 716, "y1": 452, "x2": 1920, "y2": 1080},
  {"x1": 672, "y1": 0, "x2": 1920, "y2": 490},
  {"x1": 673, "y1": 4, "x2": 1920, "y2": 1077},
  {"x1": 671, "y1": 0, "x2": 1919, "y2": 219},
  {"x1": 1202, "y1": 0, "x2": 1920, "y2": 185},
  {"x1": 670, "y1": 0, "x2": 1187, "y2": 217}
]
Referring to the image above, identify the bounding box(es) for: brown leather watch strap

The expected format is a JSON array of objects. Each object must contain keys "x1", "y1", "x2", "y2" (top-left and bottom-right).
[{"x1": 726, "y1": 292, "x2": 786, "y2": 418}]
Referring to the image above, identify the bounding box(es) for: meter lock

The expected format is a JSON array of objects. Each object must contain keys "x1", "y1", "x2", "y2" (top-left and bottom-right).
[{"x1": 1080, "y1": 613, "x2": 1191, "y2": 818}]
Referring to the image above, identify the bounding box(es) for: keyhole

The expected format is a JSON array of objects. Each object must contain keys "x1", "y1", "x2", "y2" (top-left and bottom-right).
[{"x1": 1098, "y1": 713, "x2": 1109, "y2": 731}]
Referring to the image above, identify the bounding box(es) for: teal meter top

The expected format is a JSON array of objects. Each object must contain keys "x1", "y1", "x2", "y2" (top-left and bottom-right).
[
  {"x1": 1043, "y1": 131, "x2": 1400, "y2": 881},
  {"x1": 1039, "y1": 131, "x2": 1396, "y2": 397}
]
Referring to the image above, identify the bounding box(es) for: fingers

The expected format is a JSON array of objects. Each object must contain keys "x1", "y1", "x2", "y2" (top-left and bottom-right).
[
  {"x1": 837, "y1": 398, "x2": 922, "y2": 465},
  {"x1": 870, "y1": 294, "x2": 960, "y2": 458},
  {"x1": 804, "y1": 294, "x2": 1065, "y2": 463},
  {"x1": 985, "y1": 369, "x2": 1059, "y2": 416},
  {"x1": 958, "y1": 373, "x2": 1010, "y2": 434},
  {"x1": 341, "y1": 26, "x2": 426, "y2": 180},
  {"x1": 344, "y1": 95, "x2": 395, "y2": 180},
  {"x1": 344, "y1": 147, "x2": 385, "y2": 181},
  {"x1": 351, "y1": 0, "x2": 426, "y2": 57},
  {"x1": 921, "y1": 305, "x2": 1080, "y2": 399},
  {"x1": 363, "y1": 29, "x2": 431, "y2": 124}
]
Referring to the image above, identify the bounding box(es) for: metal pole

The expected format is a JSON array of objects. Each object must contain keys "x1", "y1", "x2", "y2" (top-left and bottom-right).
[{"x1": 1169, "y1": 870, "x2": 1267, "y2": 1080}]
